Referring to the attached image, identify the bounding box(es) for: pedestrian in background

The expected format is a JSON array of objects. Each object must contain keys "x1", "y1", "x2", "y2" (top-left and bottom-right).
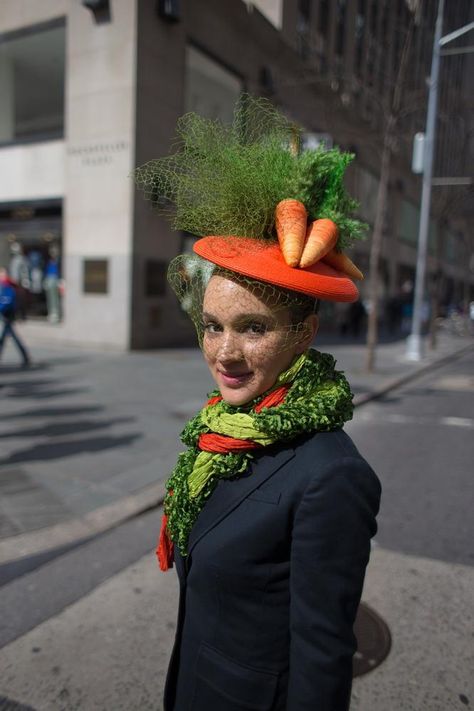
[
  {"x1": 0, "y1": 267, "x2": 31, "y2": 367},
  {"x1": 136, "y1": 98, "x2": 381, "y2": 711}
]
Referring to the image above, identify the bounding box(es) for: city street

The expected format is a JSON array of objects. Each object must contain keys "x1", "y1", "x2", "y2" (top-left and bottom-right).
[
  {"x1": 0, "y1": 343, "x2": 472, "y2": 710},
  {"x1": 1, "y1": 1, "x2": 473, "y2": 709},
  {"x1": 346, "y1": 349, "x2": 474, "y2": 567}
]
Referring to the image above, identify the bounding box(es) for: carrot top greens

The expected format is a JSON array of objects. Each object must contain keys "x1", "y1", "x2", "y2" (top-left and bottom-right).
[{"x1": 134, "y1": 95, "x2": 367, "y2": 250}]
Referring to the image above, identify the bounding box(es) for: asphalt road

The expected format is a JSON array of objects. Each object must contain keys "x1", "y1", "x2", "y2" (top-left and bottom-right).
[
  {"x1": 0, "y1": 350, "x2": 472, "y2": 709},
  {"x1": 345, "y1": 348, "x2": 474, "y2": 567}
]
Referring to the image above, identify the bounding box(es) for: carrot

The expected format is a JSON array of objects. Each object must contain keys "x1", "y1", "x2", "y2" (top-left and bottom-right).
[
  {"x1": 322, "y1": 248, "x2": 364, "y2": 280},
  {"x1": 299, "y1": 219, "x2": 338, "y2": 269},
  {"x1": 275, "y1": 199, "x2": 307, "y2": 267}
]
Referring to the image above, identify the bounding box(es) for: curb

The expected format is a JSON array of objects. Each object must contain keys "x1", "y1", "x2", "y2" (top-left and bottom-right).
[
  {"x1": 353, "y1": 341, "x2": 474, "y2": 406},
  {"x1": 1, "y1": 341, "x2": 472, "y2": 567},
  {"x1": 0, "y1": 482, "x2": 165, "y2": 566}
]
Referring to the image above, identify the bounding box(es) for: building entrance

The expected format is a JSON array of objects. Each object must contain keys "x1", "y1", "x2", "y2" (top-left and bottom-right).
[{"x1": 0, "y1": 200, "x2": 62, "y2": 321}]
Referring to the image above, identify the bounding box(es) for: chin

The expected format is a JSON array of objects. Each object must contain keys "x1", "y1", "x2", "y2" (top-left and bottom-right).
[{"x1": 220, "y1": 388, "x2": 254, "y2": 407}]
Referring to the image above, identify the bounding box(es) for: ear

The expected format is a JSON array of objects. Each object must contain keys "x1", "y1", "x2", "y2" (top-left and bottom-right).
[{"x1": 295, "y1": 314, "x2": 319, "y2": 353}]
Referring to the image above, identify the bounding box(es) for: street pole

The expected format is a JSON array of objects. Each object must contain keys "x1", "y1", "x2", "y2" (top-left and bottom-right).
[{"x1": 406, "y1": 0, "x2": 445, "y2": 361}]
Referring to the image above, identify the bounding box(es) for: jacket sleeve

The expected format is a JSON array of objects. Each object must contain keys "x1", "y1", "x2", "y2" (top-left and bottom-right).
[{"x1": 287, "y1": 456, "x2": 381, "y2": 711}]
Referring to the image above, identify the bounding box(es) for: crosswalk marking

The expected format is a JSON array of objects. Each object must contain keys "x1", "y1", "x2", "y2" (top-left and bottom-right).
[{"x1": 356, "y1": 412, "x2": 474, "y2": 429}]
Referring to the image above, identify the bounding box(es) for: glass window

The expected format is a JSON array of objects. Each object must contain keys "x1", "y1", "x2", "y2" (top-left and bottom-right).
[
  {"x1": 399, "y1": 199, "x2": 419, "y2": 244},
  {"x1": 355, "y1": 0, "x2": 366, "y2": 76},
  {"x1": 0, "y1": 21, "x2": 65, "y2": 145},
  {"x1": 428, "y1": 219, "x2": 437, "y2": 255},
  {"x1": 369, "y1": 0, "x2": 378, "y2": 35},
  {"x1": 398, "y1": 200, "x2": 439, "y2": 253},
  {"x1": 0, "y1": 200, "x2": 63, "y2": 321},
  {"x1": 355, "y1": 167, "x2": 378, "y2": 225},
  {"x1": 445, "y1": 230, "x2": 462, "y2": 264},
  {"x1": 378, "y1": 2, "x2": 389, "y2": 91},
  {"x1": 185, "y1": 46, "x2": 242, "y2": 124},
  {"x1": 318, "y1": 0, "x2": 329, "y2": 34},
  {"x1": 297, "y1": 0, "x2": 312, "y2": 59},
  {"x1": 335, "y1": 0, "x2": 347, "y2": 56}
]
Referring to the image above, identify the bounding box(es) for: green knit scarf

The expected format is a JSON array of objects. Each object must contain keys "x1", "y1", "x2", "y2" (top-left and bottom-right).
[{"x1": 164, "y1": 348, "x2": 353, "y2": 556}]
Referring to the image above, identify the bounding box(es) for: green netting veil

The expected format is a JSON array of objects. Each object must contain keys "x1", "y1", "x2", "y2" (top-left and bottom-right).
[{"x1": 133, "y1": 95, "x2": 367, "y2": 250}]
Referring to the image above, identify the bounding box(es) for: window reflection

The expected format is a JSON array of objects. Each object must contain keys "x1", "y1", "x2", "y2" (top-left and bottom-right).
[{"x1": 0, "y1": 21, "x2": 65, "y2": 145}]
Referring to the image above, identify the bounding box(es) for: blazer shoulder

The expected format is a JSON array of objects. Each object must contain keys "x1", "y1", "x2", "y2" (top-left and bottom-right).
[
  {"x1": 290, "y1": 429, "x2": 381, "y2": 504},
  {"x1": 294, "y1": 428, "x2": 364, "y2": 465}
]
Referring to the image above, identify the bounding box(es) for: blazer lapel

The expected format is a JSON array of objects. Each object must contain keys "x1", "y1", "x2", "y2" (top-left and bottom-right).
[{"x1": 187, "y1": 445, "x2": 295, "y2": 556}]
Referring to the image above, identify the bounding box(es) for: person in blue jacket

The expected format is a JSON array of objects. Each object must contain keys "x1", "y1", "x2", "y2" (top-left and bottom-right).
[{"x1": 0, "y1": 267, "x2": 31, "y2": 367}]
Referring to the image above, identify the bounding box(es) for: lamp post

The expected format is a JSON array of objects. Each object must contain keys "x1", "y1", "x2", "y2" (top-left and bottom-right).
[
  {"x1": 405, "y1": 0, "x2": 444, "y2": 361},
  {"x1": 406, "y1": 6, "x2": 474, "y2": 361}
]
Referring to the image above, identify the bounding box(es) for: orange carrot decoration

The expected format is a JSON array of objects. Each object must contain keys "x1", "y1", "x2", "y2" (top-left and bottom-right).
[
  {"x1": 299, "y1": 219, "x2": 338, "y2": 269},
  {"x1": 322, "y1": 248, "x2": 364, "y2": 280},
  {"x1": 275, "y1": 199, "x2": 307, "y2": 267}
]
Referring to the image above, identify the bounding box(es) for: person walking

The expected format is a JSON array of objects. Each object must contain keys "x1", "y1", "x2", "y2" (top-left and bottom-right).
[
  {"x1": 0, "y1": 267, "x2": 31, "y2": 367},
  {"x1": 136, "y1": 97, "x2": 381, "y2": 711}
]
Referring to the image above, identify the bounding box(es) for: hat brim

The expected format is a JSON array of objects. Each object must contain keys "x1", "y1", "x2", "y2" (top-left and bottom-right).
[{"x1": 193, "y1": 236, "x2": 359, "y2": 302}]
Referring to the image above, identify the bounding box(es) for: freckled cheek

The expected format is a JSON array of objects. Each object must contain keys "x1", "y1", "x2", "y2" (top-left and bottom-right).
[
  {"x1": 245, "y1": 338, "x2": 282, "y2": 366},
  {"x1": 202, "y1": 335, "x2": 217, "y2": 361}
]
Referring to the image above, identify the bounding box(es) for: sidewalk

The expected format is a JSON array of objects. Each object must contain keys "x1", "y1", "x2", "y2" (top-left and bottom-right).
[
  {"x1": 1, "y1": 324, "x2": 472, "y2": 564},
  {"x1": 1, "y1": 543, "x2": 473, "y2": 710}
]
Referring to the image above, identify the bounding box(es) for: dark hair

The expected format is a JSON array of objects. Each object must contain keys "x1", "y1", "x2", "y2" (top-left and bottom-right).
[{"x1": 282, "y1": 290, "x2": 320, "y2": 325}]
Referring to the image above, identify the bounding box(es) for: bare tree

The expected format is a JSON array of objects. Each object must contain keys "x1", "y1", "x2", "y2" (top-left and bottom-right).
[{"x1": 365, "y1": 6, "x2": 419, "y2": 372}]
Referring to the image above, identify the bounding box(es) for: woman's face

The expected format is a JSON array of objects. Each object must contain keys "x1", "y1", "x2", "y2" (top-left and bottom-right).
[{"x1": 202, "y1": 275, "x2": 317, "y2": 406}]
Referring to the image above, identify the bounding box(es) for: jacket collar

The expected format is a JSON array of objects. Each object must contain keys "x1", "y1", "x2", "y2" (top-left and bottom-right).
[{"x1": 187, "y1": 444, "x2": 295, "y2": 557}]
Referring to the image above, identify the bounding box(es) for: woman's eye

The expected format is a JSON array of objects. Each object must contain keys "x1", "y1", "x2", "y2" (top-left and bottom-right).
[
  {"x1": 203, "y1": 322, "x2": 222, "y2": 333},
  {"x1": 246, "y1": 322, "x2": 267, "y2": 335}
]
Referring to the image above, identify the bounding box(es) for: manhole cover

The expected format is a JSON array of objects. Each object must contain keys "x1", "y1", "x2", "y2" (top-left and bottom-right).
[
  {"x1": 0, "y1": 698, "x2": 37, "y2": 711},
  {"x1": 353, "y1": 602, "x2": 391, "y2": 677}
]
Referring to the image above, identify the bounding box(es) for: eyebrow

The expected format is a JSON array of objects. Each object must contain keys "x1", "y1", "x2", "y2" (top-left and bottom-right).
[{"x1": 202, "y1": 312, "x2": 272, "y2": 323}]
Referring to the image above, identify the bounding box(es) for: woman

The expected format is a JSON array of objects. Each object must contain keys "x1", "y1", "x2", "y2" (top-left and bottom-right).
[{"x1": 135, "y1": 98, "x2": 381, "y2": 710}]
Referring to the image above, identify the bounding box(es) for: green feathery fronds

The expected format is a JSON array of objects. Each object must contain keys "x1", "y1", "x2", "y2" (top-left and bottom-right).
[
  {"x1": 291, "y1": 149, "x2": 368, "y2": 249},
  {"x1": 134, "y1": 95, "x2": 367, "y2": 249}
]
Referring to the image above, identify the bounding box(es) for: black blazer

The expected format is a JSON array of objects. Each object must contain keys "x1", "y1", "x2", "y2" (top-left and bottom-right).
[{"x1": 164, "y1": 429, "x2": 381, "y2": 711}]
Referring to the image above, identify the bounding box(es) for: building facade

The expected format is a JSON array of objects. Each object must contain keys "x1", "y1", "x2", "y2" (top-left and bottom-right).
[{"x1": 0, "y1": 0, "x2": 472, "y2": 349}]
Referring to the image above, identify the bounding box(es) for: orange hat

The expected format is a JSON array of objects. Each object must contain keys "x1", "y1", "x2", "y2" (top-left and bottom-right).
[{"x1": 193, "y1": 236, "x2": 359, "y2": 302}]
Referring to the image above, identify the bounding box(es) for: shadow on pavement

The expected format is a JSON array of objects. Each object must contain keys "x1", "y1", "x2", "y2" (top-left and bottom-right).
[
  {"x1": 0, "y1": 361, "x2": 50, "y2": 374},
  {"x1": 0, "y1": 434, "x2": 142, "y2": 466},
  {"x1": 3, "y1": 386, "x2": 87, "y2": 400},
  {"x1": 0, "y1": 417, "x2": 134, "y2": 440},
  {"x1": 0, "y1": 535, "x2": 98, "y2": 588},
  {"x1": 0, "y1": 378, "x2": 57, "y2": 389},
  {"x1": 370, "y1": 394, "x2": 403, "y2": 405},
  {"x1": 0, "y1": 405, "x2": 104, "y2": 420},
  {"x1": 0, "y1": 696, "x2": 37, "y2": 711}
]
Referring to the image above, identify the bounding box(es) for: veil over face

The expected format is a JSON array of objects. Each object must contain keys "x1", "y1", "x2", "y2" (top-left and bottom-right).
[{"x1": 202, "y1": 274, "x2": 317, "y2": 406}]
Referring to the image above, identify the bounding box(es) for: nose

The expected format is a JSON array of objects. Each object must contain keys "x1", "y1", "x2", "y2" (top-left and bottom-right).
[{"x1": 216, "y1": 330, "x2": 244, "y2": 363}]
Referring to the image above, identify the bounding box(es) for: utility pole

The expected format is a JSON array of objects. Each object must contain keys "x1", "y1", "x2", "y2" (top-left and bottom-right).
[
  {"x1": 406, "y1": 0, "x2": 444, "y2": 361},
  {"x1": 406, "y1": 8, "x2": 474, "y2": 361}
]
